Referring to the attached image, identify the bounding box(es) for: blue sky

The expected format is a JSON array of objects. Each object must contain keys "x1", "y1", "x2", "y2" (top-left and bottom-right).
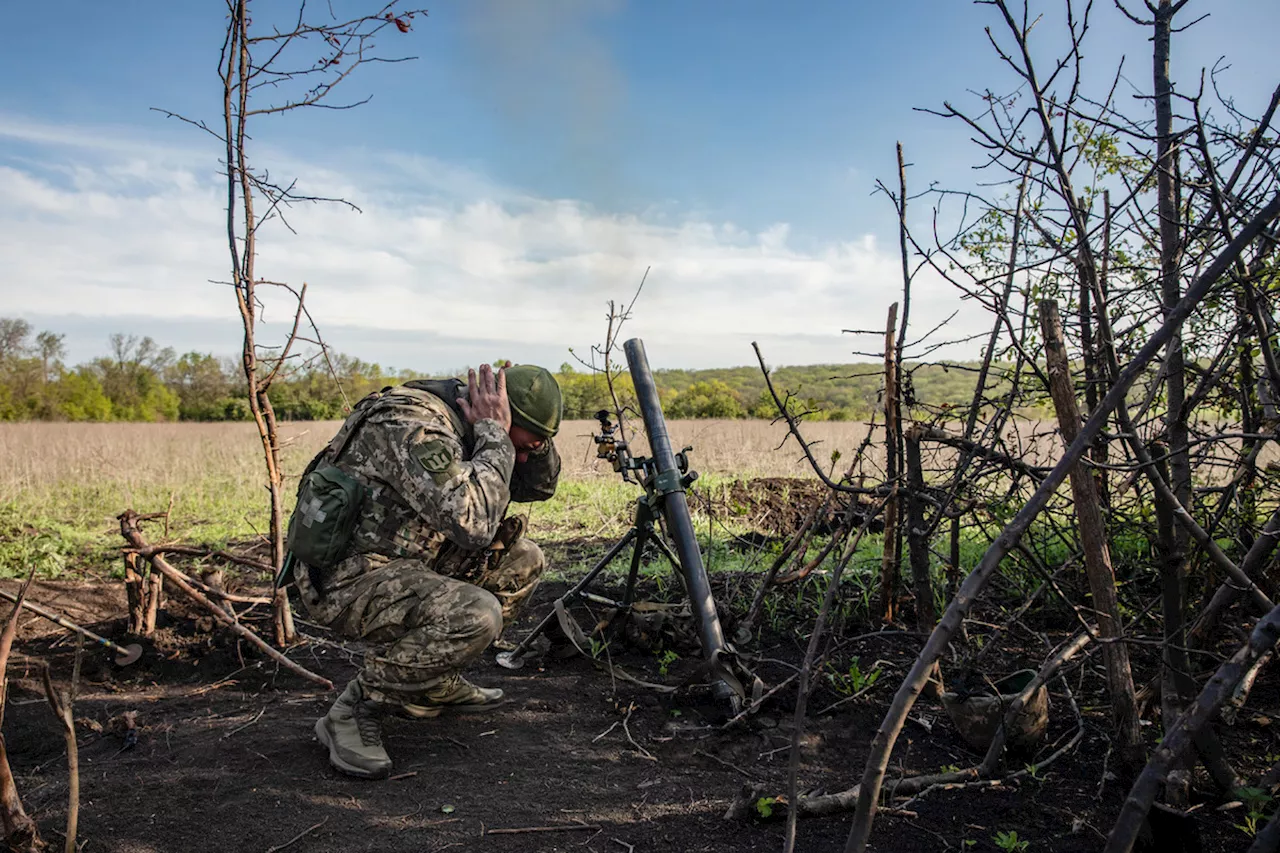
[{"x1": 2, "y1": 1, "x2": 1277, "y2": 371}]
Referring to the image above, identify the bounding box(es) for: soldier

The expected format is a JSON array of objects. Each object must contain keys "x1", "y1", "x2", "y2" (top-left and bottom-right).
[{"x1": 286, "y1": 362, "x2": 562, "y2": 779}]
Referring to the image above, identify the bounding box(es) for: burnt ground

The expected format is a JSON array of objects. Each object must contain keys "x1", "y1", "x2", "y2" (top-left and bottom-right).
[{"x1": 1, "y1": 483, "x2": 1277, "y2": 853}]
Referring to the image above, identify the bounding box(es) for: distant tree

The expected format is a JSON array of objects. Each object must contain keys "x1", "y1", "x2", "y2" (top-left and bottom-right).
[
  {"x1": 94, "y1": 334, "x2": 179, "y2": 421},
  {"x1": 166, "y1": 352, "x2": 237, "y2": 420},
  {"x1": 0, "y1": 318, "x2": 32, "y2": 362},
  {"x1": 48, "y1": 368, "x2": 113, "y2": 421},
  {"x1": 668, "y1": 380, "x2": 745, "y2": 419},
  {"x1": 35, "y1": 331, "x2": 65, "y2": 386}
]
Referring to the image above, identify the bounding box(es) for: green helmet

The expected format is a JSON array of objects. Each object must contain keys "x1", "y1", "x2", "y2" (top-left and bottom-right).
[{"x1": 505, "y1": 365, "x2": 563, "y2": 438}]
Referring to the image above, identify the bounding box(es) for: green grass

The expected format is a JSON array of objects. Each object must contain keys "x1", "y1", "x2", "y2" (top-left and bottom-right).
[{"x1": 0, "y1": 464, "x2": 768, "y2": 581}]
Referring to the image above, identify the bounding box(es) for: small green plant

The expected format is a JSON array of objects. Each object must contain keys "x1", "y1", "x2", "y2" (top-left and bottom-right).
[
  {"x1": 992, "y1": 830, "x2": 1029, "y2": 852},
  {"x1": 588, "y1": 636, "x2": 608, "y2": 660},
  {"x1": 755, "y1": 795, "x2": 785, "y2": 819},
  {"x1": 651, "y1": 568, "x2": 673, "y2": 600},
  {"x1": 657, "y1": 649, "x2": 679, "y2": 676},
  {"x1": 1024, "y1": 763, "x2": 1043, "y2": 781},
  {"x1": 940, "y1": 764, "x2": 961, "y2": 774},
  {"x1": 763, "y1": 595, "x2": 781, "y2": 630},
  {"x1": 1233, "y1": 787, "x2": 1275, "y2": 838},
  {"x1": 825, "y1": 657, "x2": 882, "y2": 696},
  {"x1": 961, "y1": 840, "x2": 976, "y2": 850}
]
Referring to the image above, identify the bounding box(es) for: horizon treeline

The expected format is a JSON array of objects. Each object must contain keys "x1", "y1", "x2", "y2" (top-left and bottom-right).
[{"x1": 0, "y1": 317, "x2": 1019, "y2": 423}]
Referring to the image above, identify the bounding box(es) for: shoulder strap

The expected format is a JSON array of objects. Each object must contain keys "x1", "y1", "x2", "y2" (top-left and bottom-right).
[
  {"x1": 400, "y1": 378, "x2": 468, "y2": 436},
  {"x1": 295, "y1": 388, "x2": 389, "y2": 491}
]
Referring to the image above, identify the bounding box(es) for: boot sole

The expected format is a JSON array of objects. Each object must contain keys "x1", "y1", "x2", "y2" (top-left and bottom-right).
[
  {"x1": 314, "y1": 717, "x2": 391, "y2": 780},
  {"x1": 396, "y1": 697, "x2": 508, "y2": 720}
]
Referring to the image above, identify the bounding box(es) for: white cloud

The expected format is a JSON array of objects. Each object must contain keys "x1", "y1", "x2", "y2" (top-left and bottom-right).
[{"x1": 0, "y1": 113, "x2": 992, "y2": 370}]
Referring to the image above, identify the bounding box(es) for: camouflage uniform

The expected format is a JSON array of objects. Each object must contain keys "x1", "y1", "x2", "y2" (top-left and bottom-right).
[{"x1": 293, "y1": 379, "x2": 560, "y2": 707}]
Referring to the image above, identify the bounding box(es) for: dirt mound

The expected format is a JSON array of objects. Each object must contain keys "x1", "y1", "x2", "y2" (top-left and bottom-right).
[{"x1": 720, "y1": 477, "x2": 881, "y2": 538}]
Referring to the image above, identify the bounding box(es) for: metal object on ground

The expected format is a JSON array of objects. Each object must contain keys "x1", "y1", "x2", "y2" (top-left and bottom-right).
[
  {"x1": 497, "y1": 338, "x2": 745, "y2": 715},
  {"x1": 0, "y1": 587, "x2": 144, "y2": 666},
  {"x1": 940, "y1": 669, "x2": 1049, "y2": 751}
]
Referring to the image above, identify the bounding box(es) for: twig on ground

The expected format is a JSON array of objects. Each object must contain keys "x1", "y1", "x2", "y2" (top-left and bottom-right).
[
  {"x1": 485, "y1": 823, "x2": 601, "y2": 836},
  {"x1": 694, "y1": 748, "x2": 761, "y2": 780},
  {"x1": 264, "y1": 817, "x2": 328, "y2": 853},
  {"x1": 220, "y1": 707, "x2": 266, "y2": 741},
  {"x1": 621, "y1": 703, "x2": 656, "y2": 761}
]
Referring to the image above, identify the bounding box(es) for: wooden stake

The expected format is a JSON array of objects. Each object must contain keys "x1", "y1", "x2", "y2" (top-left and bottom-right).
[
  {"x1": 1040, "y1": 300, "x2": 1142, "y2": 754},
  {"x1": 877, "y1": 302, "x2": 901, "y2": 625},
  {"x1": 118, "y1": 511, "x2": 333, "y2": 690}
]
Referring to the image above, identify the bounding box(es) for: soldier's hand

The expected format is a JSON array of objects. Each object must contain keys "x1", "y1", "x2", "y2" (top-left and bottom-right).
[{"x1": 458, "y1": 363, "x2": 512, "y2": 432}]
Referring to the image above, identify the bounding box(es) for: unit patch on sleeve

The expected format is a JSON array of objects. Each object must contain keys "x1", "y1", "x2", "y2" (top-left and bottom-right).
[{"x1": 413, "y1": 439, "x2": 461, "y2": 485}]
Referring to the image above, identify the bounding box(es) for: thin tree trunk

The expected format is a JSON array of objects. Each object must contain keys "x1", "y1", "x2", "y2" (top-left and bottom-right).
[
  {"x1": 1092, "y1": 189, "x2": 1113, "y2": 506},
  {"x1": 0, "y1": 736, "x2": 42, "y2": 852},
  {"x1": 1152, "y1": 11, "x2": 1195, "y2": 791},
  {"x1": 42, "y1": 669, "x2": 78, "y2": 853},
  {"x1": 877, "y1": 303, "x2": 901, "y2": 624},
  {"x1": 905, "y1": 428, "x2": 935, "y2": 629},
  {"x1": 224, "y1": 0, "x2": 294, "y2": 645},
  {"x1": 1040, "y1": 300, "x2": 1142, "y2": 756}
]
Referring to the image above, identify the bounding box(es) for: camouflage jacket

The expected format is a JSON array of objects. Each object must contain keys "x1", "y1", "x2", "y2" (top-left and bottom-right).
[{"x1": 322, "y1": 379, "x2": 560, "y2": 565}]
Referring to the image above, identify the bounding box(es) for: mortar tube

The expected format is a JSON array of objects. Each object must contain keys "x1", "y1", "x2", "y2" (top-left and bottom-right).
[{"x1": 623, "y1": 337, "x2": 735, "y2": 708}]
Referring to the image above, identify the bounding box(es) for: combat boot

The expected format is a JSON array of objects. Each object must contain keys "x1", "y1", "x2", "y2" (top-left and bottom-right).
[
  {"x1": 315, "y1": 680, "x2": 392, "y2": 779},
  {"x1": 399, "y1": 673, "x2": 506, "y2": 719}
]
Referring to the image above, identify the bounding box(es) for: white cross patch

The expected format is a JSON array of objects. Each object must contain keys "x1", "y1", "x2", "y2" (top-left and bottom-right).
[{"x1": 299, "y1": 496, "x2": 328, "y2": 528}]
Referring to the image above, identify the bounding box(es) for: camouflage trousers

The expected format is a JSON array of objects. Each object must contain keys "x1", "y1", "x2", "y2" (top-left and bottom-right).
[{"x1": 294, "y1": 537, "x2": 545, "y2": 705}]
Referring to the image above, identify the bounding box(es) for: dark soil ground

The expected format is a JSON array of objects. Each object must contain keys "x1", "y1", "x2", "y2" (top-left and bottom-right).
[{"x1": 3, "y1": 485, "x2": 1277, "y2": 853}]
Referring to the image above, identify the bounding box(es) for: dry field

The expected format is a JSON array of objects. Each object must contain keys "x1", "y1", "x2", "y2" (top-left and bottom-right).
[
  {"x1": 1, "y1": 416, "x2": 1073, "y2": 501},
  {"x1": 0, "y1": 418, "x2": 883, "y2": 493}
]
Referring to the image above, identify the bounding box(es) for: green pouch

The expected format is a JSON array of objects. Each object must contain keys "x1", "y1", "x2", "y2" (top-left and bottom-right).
[{"x1": 285, "y1": 463, "x2": 367, "y2": 570}]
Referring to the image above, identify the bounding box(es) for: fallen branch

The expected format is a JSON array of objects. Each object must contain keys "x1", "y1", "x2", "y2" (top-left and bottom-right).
[
  {"x1": 125, "y1": 544, "x2": 274, "y2": 575},
  {"x1": 156, "y1": 564, "x2": 272, "y2": 606},
  {"x1": 119, "y1": 511, "x2": 333, "y2": 690}
]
